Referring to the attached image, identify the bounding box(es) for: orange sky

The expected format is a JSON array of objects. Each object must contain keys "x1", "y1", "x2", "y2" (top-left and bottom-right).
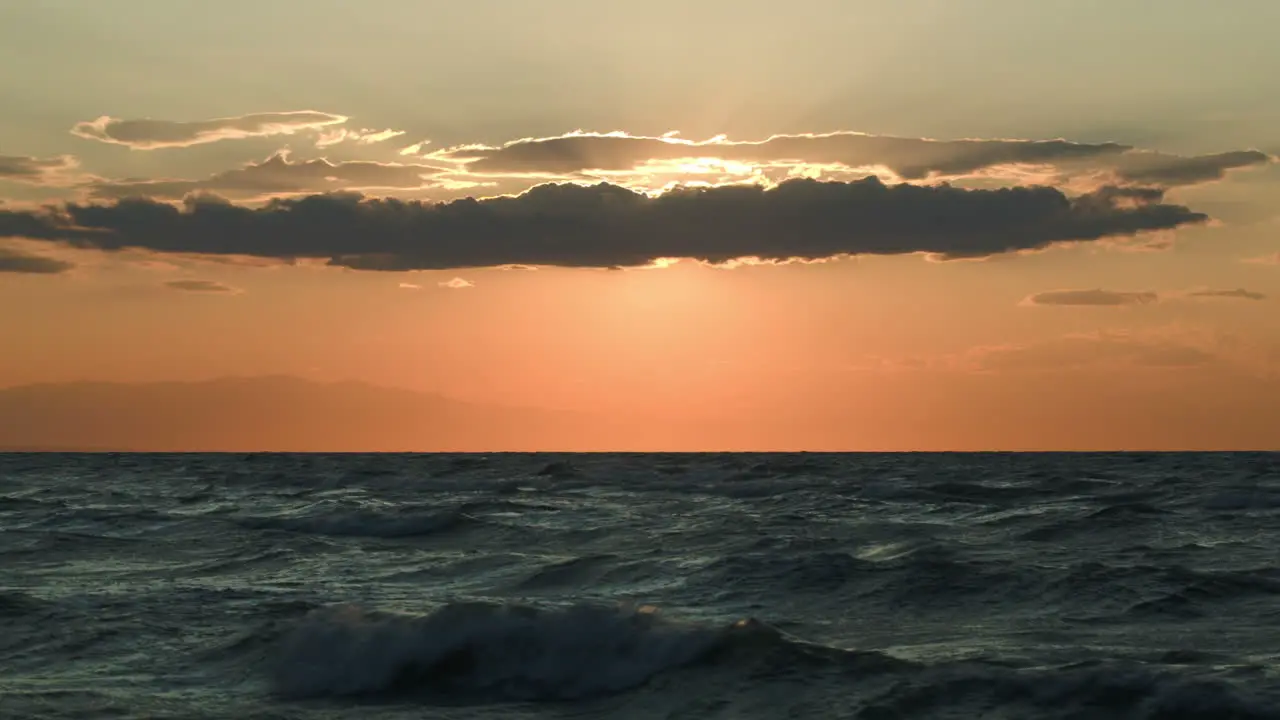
[{"x1": 1, "y1": 2, "x2": 1279, "y2": 450}]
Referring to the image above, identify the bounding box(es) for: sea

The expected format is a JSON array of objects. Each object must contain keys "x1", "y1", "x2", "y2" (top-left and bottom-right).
[{"x1": 3, "y1": 452, "x2": 1280, "y2": 719}]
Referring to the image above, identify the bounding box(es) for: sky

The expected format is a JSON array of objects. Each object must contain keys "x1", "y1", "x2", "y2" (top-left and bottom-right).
[{"x1": 2, "y1": 0, "x2": 1279, "y2": 450}]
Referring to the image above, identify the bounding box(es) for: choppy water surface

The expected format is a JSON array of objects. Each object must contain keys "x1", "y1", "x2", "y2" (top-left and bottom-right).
[{"x1": 3, "y1": 452, "x2": 1280, "y2": 719}]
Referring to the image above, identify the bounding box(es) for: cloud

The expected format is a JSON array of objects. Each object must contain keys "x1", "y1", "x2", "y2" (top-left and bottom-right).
[
  {"x1": 0, "y1": 177, "x2": 1207, "y2": 271},
  {"x1": 1111, "y1": 150, "x2": 1273, "y2": 187},
  {"x1": 70, "y1": 111, "x2": 348, "y2": 150},
  {"x1": 1024, "y1": 287, "x2": 1267, "y2": 306},
  {"x1": 90, "y1": 151, "x2": 445, "y2": 200},
  {"x1": 1188, "y1": 288, "x2": 1266, "y2": 301},
  {"x1": 0, "y1": 247, "x2": 74, "y2": 274},
  {"x1": 425, "y1": 130, "x2": 1271, "y2": 188},
  {"x1": 1024, "y1": 289, "x2": 1159, "y2": 306},
  {"x1": 398, "y1": 282, "x2": 421, "y2": 290},
  {"x1": 969, "y1": 331, "x2": 1217, "y2": 372},
  {"x1": 164, "y1": 279, "x2": 239, "y2": 293},
  {"x1": 0, "y1": 155, "x2": 84, "y2": 186},
  {"x1": 438, "y1": 277, "x2": 474, "y2": 289}
]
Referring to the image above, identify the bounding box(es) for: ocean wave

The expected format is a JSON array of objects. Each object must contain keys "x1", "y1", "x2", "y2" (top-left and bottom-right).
[
  {"x1": 262, "y1": 600, "x2": 1280, "y2": 717},
  {"x1": 854, "y1": 662, "x2": 1280, "y2": 720},
  {"x1": 515, "y1": 554, "x2": 620, "y2": 590},
  {"x1": 268, "y1": 602, "x2": 749, "y2": 700}
]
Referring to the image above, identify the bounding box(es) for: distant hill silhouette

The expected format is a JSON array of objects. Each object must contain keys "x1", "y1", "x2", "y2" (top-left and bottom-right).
[{"x1": 0, "y1": 377, "x2": 629, "y2": 451}]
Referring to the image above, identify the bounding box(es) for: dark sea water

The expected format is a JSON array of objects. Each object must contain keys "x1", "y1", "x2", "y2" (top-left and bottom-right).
[{"x1": 3, "y1": 453, "x2": 1280, "y2": 719}]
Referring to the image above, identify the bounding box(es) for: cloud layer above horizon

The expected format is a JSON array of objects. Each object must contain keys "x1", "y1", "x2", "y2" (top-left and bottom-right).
[
  {"x1": 425, "y1": 130, "x2": 1272, "y2": 189},
  {"x1": 0, "y1": 109, "x2": 1272, "y2": 274},
  {"x1": 43, "y1": 112, "x2": 1274, "y2": 205}
]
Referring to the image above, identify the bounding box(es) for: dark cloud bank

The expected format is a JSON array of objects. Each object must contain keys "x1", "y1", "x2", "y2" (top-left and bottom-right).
[{"x1": 0, "y1": 177, "x2": 1206, "y2": 271}]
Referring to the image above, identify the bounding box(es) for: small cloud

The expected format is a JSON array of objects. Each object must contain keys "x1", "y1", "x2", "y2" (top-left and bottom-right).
[
  {"x1": 70, "y1": 111, "x2": 347, "y2": 150},
  {"x1": 164, "y1": 279, "x2": 240, "y2": 293},
  {"x1": 438, "y1": 277, "x2": 474, "y2": 289},
  {"x1": 1188, "y1": 288, "x2": 1266, "y2": 301},
  {"x1": 399, "y1": 141, "x2": 430, "y2": 156},
  {"x1": 0, "y1": 155, "x2": 85, "y2": 186},
  {"x1": 398, "y1": 282, "x2": 421, "y2": 289},
  {"x1": 1024, "y1": 289, "x2": 1159, "y2": 307},
  {"x1": 0, "y1": 247, "x2": 74, "y2": 274},
  {"x1": 1112, "y1": 150, "x2": 1274, "y2": 187}
]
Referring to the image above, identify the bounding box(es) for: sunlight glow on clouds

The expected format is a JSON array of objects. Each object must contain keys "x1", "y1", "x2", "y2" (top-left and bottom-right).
[
  {"x1": 314, "y1": 127, "x2": 407, "y2": 148},
  {"x1": 419, "y1": 130, "x2": 1273, "y2": 191}
]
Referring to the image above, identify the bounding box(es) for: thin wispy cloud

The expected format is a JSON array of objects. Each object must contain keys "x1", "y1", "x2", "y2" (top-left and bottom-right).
[
  {"x1": 1024, "y1": 287, "x2": 1267, "y2": 306},
  {"x1": 438, "y1": 277, "x2": 474, "y2": 289},
  {"x1": 1187, "y1": 288, "x2": 1267, "y2": 301},
  {"x1": 968, "y1": 331, "x2": 1217, "y2": 372},
  {"x1": 0, "y1": 178, "x2": 1206, "y2": 272},
  {"x1": 164, "y1": 279, "x2": 240, "y2": 293},
  {"x1": 70, "y1": 111, "x2": 348, "y2": 150},
  {"x1": 1024, "y1": 289, "x2": 1159, "y2": 307}
]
